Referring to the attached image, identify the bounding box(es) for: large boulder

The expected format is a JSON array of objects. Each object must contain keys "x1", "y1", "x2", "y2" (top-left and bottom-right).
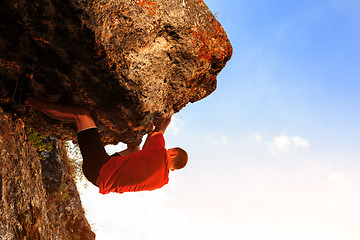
[{"x1": 0, "y1": 0, "x2": 232, "y2": 145}]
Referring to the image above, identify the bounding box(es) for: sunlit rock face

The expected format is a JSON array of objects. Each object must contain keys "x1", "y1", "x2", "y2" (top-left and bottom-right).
[
  {"x1": 0, "y1": 107, "x2": 95, "y2": 240},
  {"x1": 0, "y1": 0, "x2": 232, "y2": 145}
]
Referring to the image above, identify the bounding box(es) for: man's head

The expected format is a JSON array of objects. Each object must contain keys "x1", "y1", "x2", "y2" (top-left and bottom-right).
[{"x1": 167, "y1": 147, "x2": 188, "y2": 171}]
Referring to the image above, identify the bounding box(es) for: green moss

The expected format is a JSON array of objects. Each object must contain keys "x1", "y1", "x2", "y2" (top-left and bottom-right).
[{"x1": 25, "y1": 128, "x2": 53, "y2": 160}]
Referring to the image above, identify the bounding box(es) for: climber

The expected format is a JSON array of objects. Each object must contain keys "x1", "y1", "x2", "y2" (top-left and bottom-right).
[{"x1": 12, "y1": 70, "x2": 188, "y2": 194}]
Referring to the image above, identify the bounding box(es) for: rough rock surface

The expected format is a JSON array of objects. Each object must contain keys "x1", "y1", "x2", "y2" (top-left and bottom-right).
[
  {"x1": 0, "y1": 0, "x2": 232, "y2": 145},
  {"x1": 0, "y1": 107, "x2": 95, "y2": 240}
]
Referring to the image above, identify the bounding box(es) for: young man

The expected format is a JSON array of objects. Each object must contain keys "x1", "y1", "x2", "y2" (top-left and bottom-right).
[{"x1": 12, "y1": 71, "x2": 188, "y2": 194}]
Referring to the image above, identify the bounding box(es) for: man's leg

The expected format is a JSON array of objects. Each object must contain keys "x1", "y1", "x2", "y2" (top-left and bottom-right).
[
  {"x1": 25, "y1": 96, "x2": 109, "y2": 186},
  {"x1": 25, "y1": 96, "x2": 96, "y2": 132}
]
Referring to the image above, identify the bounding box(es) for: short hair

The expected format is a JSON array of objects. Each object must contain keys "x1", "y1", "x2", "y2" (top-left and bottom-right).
[{"x1": 170, "y1": 147, "x2": 188, "y2": 170}]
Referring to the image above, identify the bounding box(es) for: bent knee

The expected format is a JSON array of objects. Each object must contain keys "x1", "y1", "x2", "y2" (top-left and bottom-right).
[
  {"x1": 74, "y1": 109, "x2": 96, "y2": 132},
  {"x1": 75, "y1": 107, "x2": 91, "y2": 117}
]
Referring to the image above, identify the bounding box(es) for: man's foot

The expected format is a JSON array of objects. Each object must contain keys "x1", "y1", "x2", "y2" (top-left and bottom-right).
[{"x1": 12, "y1": 69, "x2": 33, "y2": 105}]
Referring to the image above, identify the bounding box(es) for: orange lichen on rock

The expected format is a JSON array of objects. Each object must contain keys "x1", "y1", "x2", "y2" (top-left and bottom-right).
[
  {"x1": 33, "y1": 37, "x2": 51, "y2": 47},
  {"x1": 197, "y1": 0, "x2": 205, "y2": 6},
  {"x1": 0, "y1": 58, "x2": 21, "y2": 73},
  {"x1": 137, "y1": 0, "x2": 159, "y2": 16},
  {"x1": 26, "y1": 30, "x2": 52, "y2": 48},
  {"x1": 189, "y1": 20, "x2": 230, "y2": 62}
]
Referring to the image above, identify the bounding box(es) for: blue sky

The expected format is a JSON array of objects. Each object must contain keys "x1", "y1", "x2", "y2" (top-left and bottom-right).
[{"x1": 75, "y1": 0, "x2": 360, "y2": 239}]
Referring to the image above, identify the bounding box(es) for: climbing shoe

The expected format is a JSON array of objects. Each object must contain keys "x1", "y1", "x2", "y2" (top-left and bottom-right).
[{"x1": 12, "y1": 69, "x2": 33, "y2": 105}]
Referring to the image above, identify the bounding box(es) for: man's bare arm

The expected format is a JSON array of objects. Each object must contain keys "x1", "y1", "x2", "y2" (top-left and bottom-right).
[
  {"x1": 142, "y1": 117, "x2": 171, "y2": 149},
  {"x1": 153, "y1": 117, "x2": 172, "y2": 134}
]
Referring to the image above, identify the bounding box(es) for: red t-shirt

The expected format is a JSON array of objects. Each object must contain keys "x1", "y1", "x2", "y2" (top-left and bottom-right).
[{"x1": 98, "y1": 133, "x2": 169, "y2": 194}]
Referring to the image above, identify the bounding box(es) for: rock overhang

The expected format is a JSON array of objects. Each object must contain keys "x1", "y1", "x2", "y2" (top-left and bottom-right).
[{"x1": 0, "y1": 0, "x2": 232, "y2": 145}]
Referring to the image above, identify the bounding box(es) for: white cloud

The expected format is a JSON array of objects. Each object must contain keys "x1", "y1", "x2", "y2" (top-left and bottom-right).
[
  {"x1": 221, "y1": 135, "x2": 229, "y2": 144},
  {"x1": 328, "y1": 170, "x2": 346, "y2": 185},
  {"x1": 213, "y1": 135, "x2": 229, "y2": 146},
  {"x1": 268, "y1": 135, "x2": 292, "y2": 153},
  {"x1": 292, "y1": 136, "x2": 310, "y2": 148},
  {"x1": 309, "y1": 162, "x2": 348, "y2": 187},
  {"x1": 267, "y1": 134, "x2": 310, "y2": 154},
  {"x1": 168, "y1": 115, "x2": 184, "y2": 135},
  {"x1": 255, "y1": 134, "x2": 263, "y2": 143}
]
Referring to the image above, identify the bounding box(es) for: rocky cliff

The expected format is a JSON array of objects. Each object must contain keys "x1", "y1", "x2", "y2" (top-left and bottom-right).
[
  {"x1": 0, "y1": 0, "x2": 232, "y2": 145},
  {"x1": 0, "y1": 107, "x2": 95, "y2": 240}
]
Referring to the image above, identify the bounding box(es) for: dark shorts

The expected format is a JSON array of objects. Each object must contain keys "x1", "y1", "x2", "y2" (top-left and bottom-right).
[{"x1": 77, "y1": 128, "x2": 112, "y2": 186}]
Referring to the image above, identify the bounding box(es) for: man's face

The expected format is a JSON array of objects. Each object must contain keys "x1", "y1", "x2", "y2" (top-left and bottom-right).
[{"x1": 167, "y1": 148, "x2": 178, "y2": 157}]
